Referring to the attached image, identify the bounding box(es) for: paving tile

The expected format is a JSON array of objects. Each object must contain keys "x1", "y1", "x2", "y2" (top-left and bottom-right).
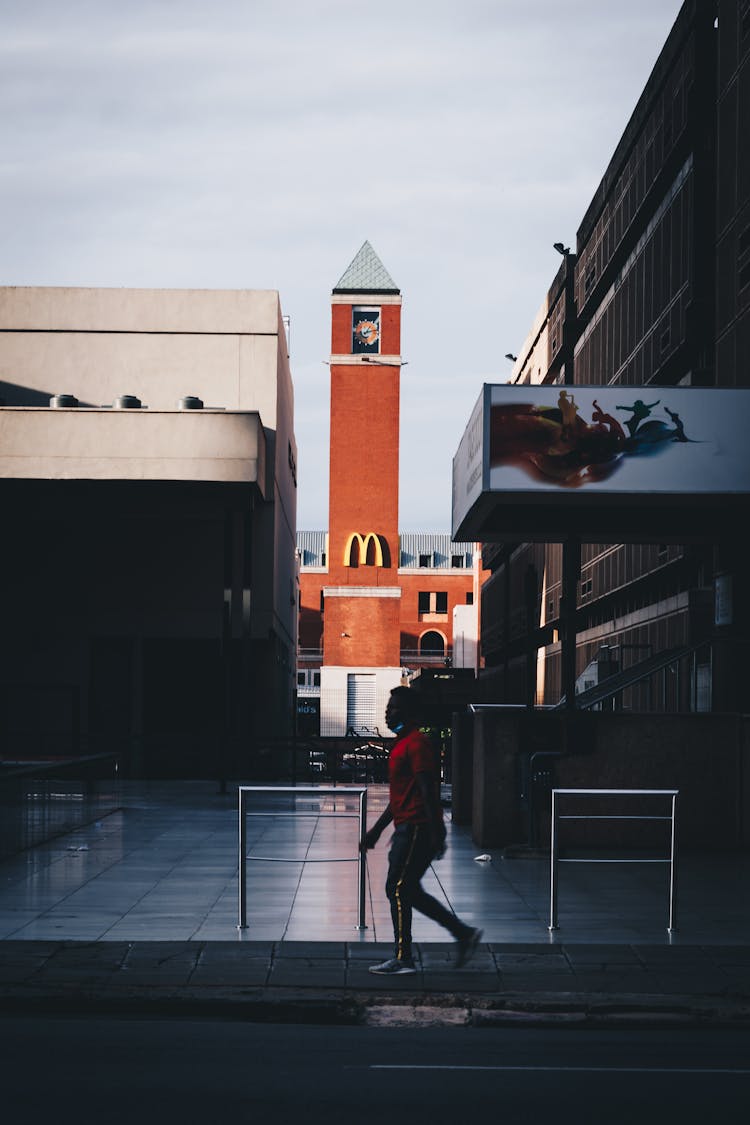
[
  {"x1": 198, "y1": 940, "x2": 274, "y2": 959},
  {"x1": 190, "y1": 963, "x2": 270, "y2": 987},
  {"x1": 562, "y1": 943, "x2": 638, "y2": 957},
  {"x1": 0, "y1": 913, "x2": 46, "y2": 937},
  {"x1": 10, "y1": 923, "x2": 113, "y2": 940},
  {"x1": 268, "y1": 961, "x2": 346, "y2": 988},
  {"x1": 272, "y1": 941, "x2": 346, "y2": 959},
  {"x1": 103, "y1": 927, "x2": 198, "y2": 941},
  {"x1": 346, "y1": 944, "x2": 396, "y2": 962},
  {"x1": 0, "y1": 944, "x2": 61, "y2": 982}
]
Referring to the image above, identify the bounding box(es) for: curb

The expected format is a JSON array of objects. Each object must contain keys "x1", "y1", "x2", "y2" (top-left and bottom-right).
[{"x1": 3, "y1": 987, "x2": 750, "y2": 1028}]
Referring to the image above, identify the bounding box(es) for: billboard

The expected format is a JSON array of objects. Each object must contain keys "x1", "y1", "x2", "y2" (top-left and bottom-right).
[{"x1": 453, "y1": 385, "x2": 750, "y2": 542}]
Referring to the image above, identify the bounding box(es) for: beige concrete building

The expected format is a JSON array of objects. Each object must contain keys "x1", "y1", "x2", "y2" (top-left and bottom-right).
[{"x1": 0, "y1": 286, "x2": 297, "y2": 777}]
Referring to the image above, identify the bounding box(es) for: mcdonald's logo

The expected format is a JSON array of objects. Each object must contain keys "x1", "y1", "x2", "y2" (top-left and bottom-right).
[{"x1": 343, "y1": 532, "x2": 388, "y2": 567}]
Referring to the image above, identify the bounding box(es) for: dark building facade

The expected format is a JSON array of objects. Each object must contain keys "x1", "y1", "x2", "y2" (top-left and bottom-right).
[{"x1": 481, "y1": 0, "x2": 749, "y2": 712}]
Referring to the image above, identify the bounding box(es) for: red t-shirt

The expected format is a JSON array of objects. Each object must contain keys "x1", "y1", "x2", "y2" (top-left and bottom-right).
[{"x1": 388, "y1": 727, "x2": 439, "y2": 825}]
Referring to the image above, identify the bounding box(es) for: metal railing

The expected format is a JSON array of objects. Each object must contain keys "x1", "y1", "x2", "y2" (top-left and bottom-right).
[
  {"x1": 238, "y1": 786, "x2": 368, "y2": 931},
  {"x1": 549, "y1": 788, "x2": 678, "y2": 934},
  {"x1": 400, "y1": 649, "x2": 454, "y2": 665},
  {"x1": 0, "y1": 752, "x2": 121, "y2": 859}
]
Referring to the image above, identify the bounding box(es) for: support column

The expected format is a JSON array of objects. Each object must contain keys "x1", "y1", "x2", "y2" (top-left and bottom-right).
[
  {"x1": 524, "y1": 562, "x2": 538, "y2": 710},
  {"x1": 561, "y1": 536, "x2": 580, "y2": 710}
]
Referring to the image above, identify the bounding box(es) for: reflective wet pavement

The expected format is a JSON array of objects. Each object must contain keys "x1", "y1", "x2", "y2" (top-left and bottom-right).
[
  {"x1": 0, "y1": 780, "x2": 748, "y2": 947},
  {"x1": 1, "y1": 782, "x2": 749, "y2": 1024}
]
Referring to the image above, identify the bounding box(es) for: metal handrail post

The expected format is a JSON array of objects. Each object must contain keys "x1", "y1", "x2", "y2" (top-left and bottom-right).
[
  {"x1": 549, "y1": 788, "x2": 678, "y2": 934},
  {"x1": 238, "y1": 787, "x2": 248, "y2": 930},
  {"x1": 549, "y1": 789, "x2": 559, "y2": 931},
  {"x1": 668, "y1": 791, "x2": 678, "y2": 933},
  {"x1": 237, "y1": 785, "x2": 367, "y2": 932},
  {"x1": 356, "y1": 788, "x2": 368, "y2": 930}
]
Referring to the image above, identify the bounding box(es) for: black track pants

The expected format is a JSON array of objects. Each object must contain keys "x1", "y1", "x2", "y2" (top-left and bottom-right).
[{"x1": 385, "y1": 822, "x2": 468, "y2": 962}]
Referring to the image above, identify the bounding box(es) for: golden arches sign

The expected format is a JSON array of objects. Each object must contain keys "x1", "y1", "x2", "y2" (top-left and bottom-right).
[{"x1": 343, "y1": 532, "x2": 385, "y2": 567}]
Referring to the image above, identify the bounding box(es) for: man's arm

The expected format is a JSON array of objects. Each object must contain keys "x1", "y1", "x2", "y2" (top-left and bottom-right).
[
  {"x1": 360, "y1": 804, "x2": 393, "y2": 851},
  {"x1": 416, "y1": 771, "x2": 447, "y2": 858}
]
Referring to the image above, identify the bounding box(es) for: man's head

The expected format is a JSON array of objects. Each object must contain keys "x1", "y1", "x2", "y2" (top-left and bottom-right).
[{"x1": 385, "y1": 687, "x2": 421, "y2": 734}]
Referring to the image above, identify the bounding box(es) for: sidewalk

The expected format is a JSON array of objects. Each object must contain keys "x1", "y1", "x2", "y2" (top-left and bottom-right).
[{"x1": 1, "y1": 781, "x2": 749, "y2": 1026}]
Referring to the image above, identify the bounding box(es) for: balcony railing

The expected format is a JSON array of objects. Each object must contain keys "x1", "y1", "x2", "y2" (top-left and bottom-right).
[
  {"x1": 297, "y1": 648, "x2": 454, "y2": 667},
  {"x1": 400, "y1": 648, "x2": 453, "y2": 666}
]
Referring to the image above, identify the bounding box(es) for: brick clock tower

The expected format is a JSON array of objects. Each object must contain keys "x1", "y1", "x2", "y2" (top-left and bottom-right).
[
  {"x1": 297, "y1": 243, "x2": 481, "y2": 737},
  {"x1": 325, "y1": 241, "x2": 402, "y2": 670}
]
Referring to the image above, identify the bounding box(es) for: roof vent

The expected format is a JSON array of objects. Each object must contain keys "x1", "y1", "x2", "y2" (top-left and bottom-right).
[
  {"x1": 49, "y1": 394, "x2": 79, "y2": 408},
  {"x1": 178, "y1": 396, "x2": 204, "y2": 410},
  {"x1": 113, "y1": 395, "x2": 142, "y2": 409}
]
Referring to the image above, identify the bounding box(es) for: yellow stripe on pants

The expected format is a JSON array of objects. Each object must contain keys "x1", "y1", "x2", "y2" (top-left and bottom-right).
[{"x1": 394, "y1": 825, "x2": 419, "y2": 961}]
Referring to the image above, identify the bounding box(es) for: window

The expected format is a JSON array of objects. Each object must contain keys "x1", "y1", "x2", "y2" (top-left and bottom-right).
[
  {"x1": 466, "y1": 592, "x2": 474, "y2": 605},
  {"x1": 418, "y1": 591, "x2": 448, "y2": 618},
  {"x1": 313, "y1": 672, "x2": 321, "y2": 687},
  {"x1": 451, "y1": 555, "x2": 464, "y2": 568},
  {"x1": 580, "y1": 577, "x2": 593, "y2": 603},
  {"x1": 419, "y1": 553, "x2": 432, "y2": 568},
  {"x1": 297, "y1": 672, "x2": 306, "y2": 686},
  {"x1": 419, "y1": 631, "x2": 445, "y2": 657}
]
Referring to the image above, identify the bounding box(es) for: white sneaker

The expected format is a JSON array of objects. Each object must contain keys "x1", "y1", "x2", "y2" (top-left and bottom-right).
[{"x1": 368, "y1": 957, "x2": 416, "y2": 975}]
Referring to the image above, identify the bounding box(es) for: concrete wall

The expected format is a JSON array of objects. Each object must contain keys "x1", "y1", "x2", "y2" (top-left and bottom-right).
[
  {"x1": 0, "y1": 286, "x2": 280, "y2": 411},
  {"x1": 0, "y1": 408, "x2": 265, "y2": 485},
  {"x1": 465, "y1": 709, "x2": 750, "y2": 851},
  {"x1": 555, "y1": 714, "x2": 749, "y2": 850},
  {"x1": 248, "y1": 311, "x2": 297, "y2": 666},
  {"x1": 0, "y1": 286, "x2": 298, "y2": 766},
  {"x1": 450, "y1": 710, "x2": 474, "y2": 825}
]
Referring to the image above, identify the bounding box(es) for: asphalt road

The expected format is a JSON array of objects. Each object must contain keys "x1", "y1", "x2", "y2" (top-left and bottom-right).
[{"x1": 2, "y1": 1015, "x2": 749, "y2": 1124}]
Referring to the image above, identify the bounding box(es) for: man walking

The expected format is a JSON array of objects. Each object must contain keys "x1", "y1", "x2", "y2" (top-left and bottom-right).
[{"x1": 362, "y1": 686, "x2": 482, "y2": 975}]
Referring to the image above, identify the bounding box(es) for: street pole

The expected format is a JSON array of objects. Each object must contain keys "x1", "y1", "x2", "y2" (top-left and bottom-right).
[{"x1": 561, "y1": 536, "x2": 580, "y2": 710}]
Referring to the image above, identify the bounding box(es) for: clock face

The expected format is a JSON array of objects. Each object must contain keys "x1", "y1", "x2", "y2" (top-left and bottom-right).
[{"x1": 352, "y1": 306, "x2": 380, "y2": 353}]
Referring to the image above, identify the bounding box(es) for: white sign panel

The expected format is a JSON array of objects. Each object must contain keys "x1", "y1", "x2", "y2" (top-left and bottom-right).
[
  {"x1": 451, "y1": 388, "x2": 485, "y2": 533},
  {"x1": 487, "y1": 385, "x2": 750, "y2": 494},
  {"x1": 453, "y1": 385, "x2": 750, "y2": 540}
]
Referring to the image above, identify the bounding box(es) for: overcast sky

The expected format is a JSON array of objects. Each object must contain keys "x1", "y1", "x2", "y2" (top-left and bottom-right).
[{"x1": 1, "y1": 0, "x2": 685, "y2": 531}]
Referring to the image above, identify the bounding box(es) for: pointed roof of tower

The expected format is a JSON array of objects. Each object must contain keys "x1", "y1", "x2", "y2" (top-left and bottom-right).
[{"x1": 333, "y1": 241, "x2": 400, "y2": 294}]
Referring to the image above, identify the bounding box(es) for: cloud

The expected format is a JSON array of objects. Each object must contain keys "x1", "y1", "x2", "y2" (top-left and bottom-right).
[{"x1": 0, "y1": 0, "x2": 685, "y2": 527}]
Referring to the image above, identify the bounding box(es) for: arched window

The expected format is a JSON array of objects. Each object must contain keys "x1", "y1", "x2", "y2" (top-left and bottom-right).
[{"x1": 419, "y1": 630, "x2": 445, "y2": 657}]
